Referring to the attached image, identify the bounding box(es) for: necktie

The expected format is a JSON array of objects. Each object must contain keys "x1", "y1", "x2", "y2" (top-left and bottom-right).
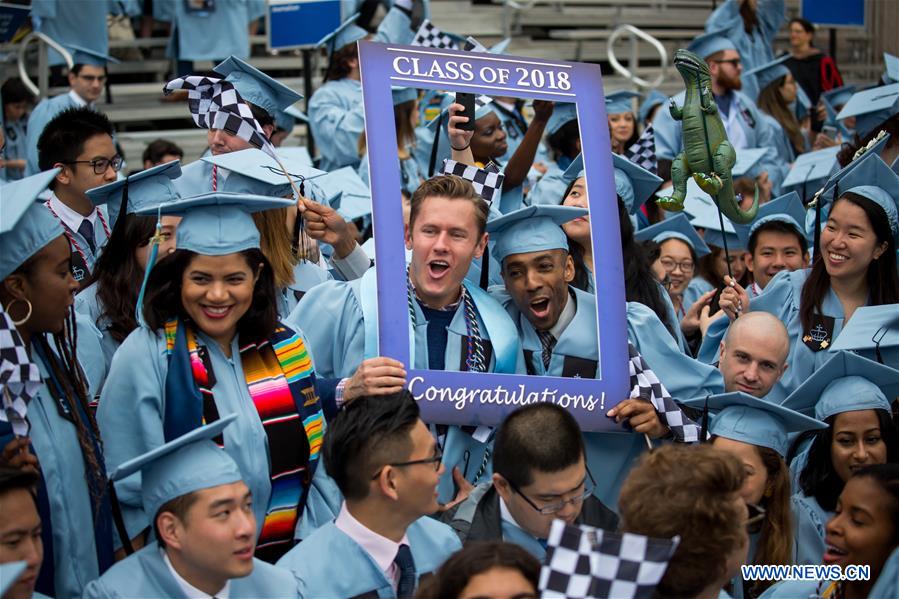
[
  {"x1": 394, "y1": 544, "x2": 416, "y2": 598},
  {"x1": 77, "y1": 219, "x2": 96, "y2": 254},
  {"x1": 537, "y1": 330, "x2": 556, "y2": 371}
]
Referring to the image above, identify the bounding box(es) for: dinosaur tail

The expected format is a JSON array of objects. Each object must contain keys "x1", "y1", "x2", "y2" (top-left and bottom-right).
[{"x1": 720, "y1": 182, "x2": 759, "y2": 224}]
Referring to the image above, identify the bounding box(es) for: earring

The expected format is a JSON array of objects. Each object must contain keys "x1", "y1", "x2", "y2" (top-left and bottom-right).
[
  {"x1": 4, "y1": 298, "x2": 33, "y2": 326},
  {"x1": 764, "y1": 487, "x2": 773, "y2": 499}
]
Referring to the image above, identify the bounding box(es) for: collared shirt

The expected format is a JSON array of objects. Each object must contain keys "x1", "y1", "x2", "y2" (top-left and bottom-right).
[
  {"x1": 714, "y1": 91, "x2": 749, "y2": 149},
  {"x1": 749, "y1": 281, "x2": 763, "y2": 298},
  {"x1": 161, "y1": 548, "x2": 231, "y2": 599},
  {"x1": 334, "y1": 502, "x2": 410, "y2": 592},
  {"x1": 67, "y1": 89, "x2": 90, "y2": 108},
  {"x1": 546, "y1": 288, "x2": 577, "y2": 341},
  {"x1": 499, "y1": 495, "x2": 529, "y2": 531},
  {"x1": 49, "y1": 192, "x2": 98, "y2": 232}
]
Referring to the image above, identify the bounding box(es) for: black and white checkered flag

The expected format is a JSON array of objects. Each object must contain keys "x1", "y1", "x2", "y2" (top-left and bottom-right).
[
  {"x1": 442, "y1": 159, "x2": 504, "y2": 205},
  {"x1": 625, "y1": 123, "x2": 657, "y2": 174},
  {"x1": 163, "y1": 76, "x2": 276, "y2": 159},
  {"x1": 463, "y1": 36, "x2": 487, "y2": 53},
  {"x1": 628, "y1": 343, "x2": 701, "y2": 443},
  {"x1": 412, "y1": 20, "x2": 459, "y2": 50},
  {"x1": 0, "y1": 306, "x2": 41, "y2": 436},
  {"x1": 540, "y1": 520, "x2": 680, "y2": 599}
]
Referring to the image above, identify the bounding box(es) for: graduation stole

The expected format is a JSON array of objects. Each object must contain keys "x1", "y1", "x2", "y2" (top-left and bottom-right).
[{"x1": 162, "y1": 317, "x2": 324, "y2": 558}]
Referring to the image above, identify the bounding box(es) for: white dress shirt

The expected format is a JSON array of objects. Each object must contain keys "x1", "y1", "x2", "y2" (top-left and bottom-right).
[
  {"x1": 334, "y1": 502, "x2": 411, "y2": 592},
  {"x1": 162, "y1": 548, "x2": 231, "y2": 599}
]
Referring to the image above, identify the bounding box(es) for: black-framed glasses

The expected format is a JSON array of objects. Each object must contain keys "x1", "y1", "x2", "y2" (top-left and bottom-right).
[
  {"x1": 746, "y1": 502, "x2": 766, "y2": 530},
  {"x1": 509, "y1": 468, "x2": 596, "y2": 515},
  {"x1": 62, "y1": 155, "x2": 124, "y2": 175},
  {"x1": 371, "y1": 449, "x2": 443, "y2": 479},
  {"x1": 713, "y1": 58, "x2": 742, "y2": 67},
  {"x1": 659, "y1": 257, "x2": 695, "y2": 273}
]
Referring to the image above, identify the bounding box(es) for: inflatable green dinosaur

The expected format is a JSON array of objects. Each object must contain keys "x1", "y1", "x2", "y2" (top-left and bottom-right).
[{"x1": 656, "y1": 49, "x2": 759, "y2": 224}]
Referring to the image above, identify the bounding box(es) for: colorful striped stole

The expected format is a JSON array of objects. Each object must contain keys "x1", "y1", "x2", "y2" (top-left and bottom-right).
[{"x1": 163, "y1": 318, "x2": 323, "y2": 562}]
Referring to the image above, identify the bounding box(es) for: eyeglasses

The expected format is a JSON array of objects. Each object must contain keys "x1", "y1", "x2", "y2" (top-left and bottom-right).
[
  {"x1": 713, "y1": 58, "x2": 742, "y2": 67},
  {"x1": 371, "y1": 449, "x2": 443, "y2": 479},
  {"x1": 746, "y1": 502, "x2": 766, "y2": 530},
  {"x1": 659, "y1": 257, "x2": 695, "y2": 273},
  {"x1": 62, "y1": 155, "x2": 124, "y2": 175},
  {"x1": 509, "y1": 468, "x2": 596, "y2": 515}
]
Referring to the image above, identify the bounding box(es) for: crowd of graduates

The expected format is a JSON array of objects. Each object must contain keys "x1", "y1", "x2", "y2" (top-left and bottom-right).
[{"x1": 1, "y1": 0, "x2": 899, "y2": 598}]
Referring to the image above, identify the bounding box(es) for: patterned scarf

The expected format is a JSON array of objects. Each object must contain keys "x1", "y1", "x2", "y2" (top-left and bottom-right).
[{"x1": 163, "y1": 318, "x2": 323, "y2": 561}]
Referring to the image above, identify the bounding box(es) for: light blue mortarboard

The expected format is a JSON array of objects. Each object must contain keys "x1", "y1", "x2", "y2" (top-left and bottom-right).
[
  {"x1": 486, "y1": 205, "x2": 589, "y2": 263},
  {"x1": 688, "y1": 200, "x2": 741, "y2": 250},
  {"x1": 0, "y1": 562, "x2": 27, "y2": 596},
  {"x1": 605, "y1": 90, "x2": 641, "y2": 115},
  {"x1": 638, "y1": 90, "x2": 668, "y2": 124},
  {"x1": 683, "y1": 392, "x2": 827, "y2": 456},
  {"x1": 687, "y1": 29, "x2": 737, "y2": 60},
  {"x1": 284, "y1": 105, "x2": 308, "y2": 123},
  {"x1": 830, "y1": 305, "x2": 899, "y2": 354},
  {"x1": 274, "y1": 104, "x2": 308, "y2": 133},
  {"x1": 276, "y1": 146, "x2": 314, "y2": 168},
  {"x1": 309, "y1": 166, "x2": 372, "y2": 221},
  {"x1": 834, "y1": 151, "x2": 899, "y2": 242},
  {"x1": 794, "y1": 85, "x2": 812, "y2": 121},
  {"x1": 316, "y1": 12, "x2": 367, "y2": 55},
  {"x1": 213, "y1": 56, "x2": 303, "y2": 117},
  {"x1": 817, "y1": 133, "x2": 892, "y2": 205},
  {"x1": 634, "y1": 212, "x2": 711, "y2": 256},
  {"x1": 140, "y1": 192, "x2": 295, "y2": 255},
  {"x1": 392, "y1": 86, "x2": 418, "y2": 106},
  {"x1": 782, "y1": 146, "x2": 840, "y2": 196},
  {"x1": 733, "y1": 191, "x2": 808, "y2": 250},
  {"x1": 110, "y1": 414, "x2": 241, "y2": 521},
  {"x1": 780, "y1": 352, "x2": 899, "y2": 421},
  {"x1": 0, "y1": 169, "x2": 64, "y2": 280},
  {"x1": 561, "y1": 153, "x2": 584, "y2": 184},
  {"x1": 733, "y1": 147, "x2": 768, "y2": 179},
  {"x1": 836, "y1": 83, "x2": 899, "y2": 138},
  {"x1": 884, "y1": 53, "x2": 899, "y2": 85},
  {"x1": 65, "y1": 43, "x2": 120, "y2": 67},
  {"x1": 743, "y1": 55, "x2": 791, "y2": 97},
  {"x1": 545, "y1": 102, "x2": 578, "y2": 136},
  {"x1": 612, "y1": 153, "x2": 663, "y2": 215},
  {"x1": 85, "y1": 160, "x2": 182, "y2": 214},
  {"x1": 201, "y1": 148, "x2": 326, "y2": 199}
]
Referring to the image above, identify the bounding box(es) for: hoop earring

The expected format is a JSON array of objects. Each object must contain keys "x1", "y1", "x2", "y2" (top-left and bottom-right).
[{"x1": 5, "y1": 298, "x2": 33, "y2": 327}]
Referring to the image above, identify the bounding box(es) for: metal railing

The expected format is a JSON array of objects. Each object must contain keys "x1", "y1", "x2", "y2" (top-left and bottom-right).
[
  {"x1": 17, "y1": 32, "x2": 73, "y2": 99},
  {"x1": 606, "y1": 24, "x2": 668, "y2": 89}
]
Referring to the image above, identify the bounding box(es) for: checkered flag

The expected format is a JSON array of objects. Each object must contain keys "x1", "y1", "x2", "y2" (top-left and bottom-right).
[
  {"x1": 463, "y1": 36, "x2": 487, "y2": 53},
  {"x1": 0, "y1": 306, "x2": 41, "y2": 436},
  {"x1": 442, "y1": 159, "x2": 504, "y2": 205},
  {"x1": 625, "y1": 124, "x2": 658, "y2": 174},
  {"x1": 540, "y1": 520, "x2": 680, "y2": 599},
  {"x1": 628, "y1": 343, "x2": 701, "y2": 443},
  {"x1": 412, "y1": 20, "x2": 459, "y2": 50},
  {"x1": 163, "y1": 75, "x2": 276, "y2": 159}
]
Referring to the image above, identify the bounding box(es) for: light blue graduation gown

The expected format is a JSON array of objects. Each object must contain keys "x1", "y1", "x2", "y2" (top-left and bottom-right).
[
  {"x1": 501, "y1": 519, "x2": 547, "y2": 561},
  {"x1": 276, "y1": 517, "x2": 462, "y2": 599},
  {"x1": 359, "y1": 149, "x2": 422, "y2": 197},
  {"x1": 74, "y1": 283, "x2": 120, "y2": 383},
  {"x1": 683, "y1": 275, "x2": 715, "y2": 316},
  {"x1": 165, "y1": 0, "x2": 265, "y2": 61},
  {"x1": 45, "y1": 202, "x2": 111, "y2": 279},
  {"x1": 527, "y1": 160, "x2": 567, "y2": 207},
  {"x1": 706, "y1": 0, "x2": 786, "y2": 98},
  {"x1": 659, "y1": 281, "x2": 691, "y2": 353},
  {"x1": 31, "y1": 0, "x2": 109, "y2": 67},
  {"x1": 309, "y1": 6, "x2": 413, "y2": 170},
  {"x1": 25, "y1": 93, "x2": 79, "y2": 176},
  {"x1": 792, "y1": 493, "x2": 830, "y2": 566},
  {"x1": 760, "y1": 112, "x2": 798, "y2": 165},
  {"x1": 98, "y1": 327, "x2": 280, "y2": 543},
  {"x1": 2, "y1": 119, "x2": 27, "y2": 180},
  {"x1": 82, "y1": 542, "x2": 298, "y2": 599},
  {"x1": 730, "y1": 531, "x2": 761, "y2": 599}
]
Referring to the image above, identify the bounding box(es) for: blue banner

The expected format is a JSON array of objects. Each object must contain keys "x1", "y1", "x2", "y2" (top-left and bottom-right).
[
  {"x1": 267, "y1": 0, "x2": 341, "y2": 51},
  {"x1": 801, "y1": 0, "x2": 865, "y2": 28}
]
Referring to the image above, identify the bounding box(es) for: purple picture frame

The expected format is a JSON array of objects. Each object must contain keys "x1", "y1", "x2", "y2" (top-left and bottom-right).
[{"x1": 359, "y1": 40, "x2": 629, "y2": 432}]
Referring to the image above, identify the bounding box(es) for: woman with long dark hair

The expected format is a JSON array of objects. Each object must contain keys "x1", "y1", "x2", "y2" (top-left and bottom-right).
[
  {"x1": 97, "y1": 192, "x2": 338, "y2": 564},
  {"x1": 605, "y1": 91, "x2": 641, "y2": 156},
  {"x1": 748, "y1": 58, "x2": 810, "y2": 161},
  {"x1": 0, "y1": 170, "x2": 114, "y2": 598}
]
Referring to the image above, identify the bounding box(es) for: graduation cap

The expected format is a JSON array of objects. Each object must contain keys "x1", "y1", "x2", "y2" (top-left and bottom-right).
[
  {"x1": 821, "y1": 85, "x2": 856, "y2": 138},
  {"x1": 309, "y1": 166, "x2": 372, "y2": 221},
  {"x1": 816, "y1": 132, "x2": 892, "y2": 205},
  {"x1": 743, "y1": 55, "x2": 791, "y2": 98},
  {"x1": 836, "y1": 83, "x2": 899, "y2": 139},
  {"x1": 780, "y1": 352, "x2": 899, "y2": 421},
  {"x1": 213, "y1": 56, "x2": 303, "y2": 117},
  {"x1": 883, "y1": 53, "x2": 899, "y2": 85},
  {"x1": 682, "y1": 392, "x2": 826, "y2": 456},
  {"x1": 830, "y1": 305, "x2": 899, "y2": 363},
  {"x1": 612, "y1": 153, "x2": 663, "y2": 216},
  {"x1": 276, "y1": 146, "x2": 314, "y2": 168},
  {"x1": 110, "y1": 414, "x2": 242, "y2": 522},
  {"x1": 638, "y1": 90, "x2": 668, "y2": 124},
  {"x1": 274, "y1": 104, "x2": 308, "y2": 133},
  {"x1": 0, "y1": 169, "x2": 64, "y2": 280},
  {"x1": 545, "y1": 102, "x2": 578, "y2": 136},
  {"x1": 201, "y1": 148, "x2": 326, "y2": 198},
  {"x1": 793, "y1": 85, "x2": 813, "y2": 122},
  {"x1": 733, "y1": 191, "x2": 808, "y2": 250},
  {"x1": 316, "y1": 12, "x2": 367, "y2": 56},
  {"x1": 85, "y1": 160, "x2": 182, "y2": 217},
  {"x1": 687, "y1": 29, "x2": 737, "y2": 60},
  {"x1": 634, "y1": 213, "x2": 711, "y2": 256},
  {"x1": 781, "y1": 146, "x2": 840, "y2": 198},
  {"x1": 392, "y1": 86, "x2": 418, "y2": 106},
  {"x1": 486, "y1": 205, "x2": 588, "y2": 264},
  {"x1": 834, "y1": 150, "x2": 899, "y2": 243},
  {"x1": 65, "y1": 43, "x2": 120, "y2": 66},
  {"x1": 0, "y1": 562, "x2": 27, "y2": 596},
  {"x1": 138, "y1": 191, "x2": 295, "y2": 256},
  {"x1": 733, "y1": 147, "x2": 768, "y2": 179},
  {"x1": 605, "y1": 90, "x2": 641, "y2": 115},
  {"x1": 561, "y1": 153, "x2": 584, "y2": 184},
  {"x1": 688, "y1": 199, "x2": 741, "y2": 250}
]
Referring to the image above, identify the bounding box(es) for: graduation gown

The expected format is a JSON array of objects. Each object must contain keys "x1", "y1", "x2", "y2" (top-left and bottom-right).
[
  {"x1": 0, "y1": 353, "x2": 106, "y2": 599},
  {"x1": 43, "y1": 201, "x2": 111, "y2": 284},
  {"x1": 792, "y1": 492, "x2": 830, "y2": 566},
  {"x1": 165, "y1": 0, "x2": 265, "y2": 61},
  {"x1": 527, "y1": 159, "x2": 567, "y2": 207},
  {"x1": 82, "y1": 542, "x2": 298, "y2": 598},
  {"x1": 308, "y1": 7, "x2": 413, "y2": 171},
  {"x1": 2, "y1": 118, "x2": 27, "y2": 180},
  {"x1": 358, "y1": 149, "x2": 422, "y2": 197},
  {"x1": 276, "y1": 517, "x2": 462, "y2": 599},
  {"x1": 31, "y1": 0, "x2": 109, "y2": 66},
  {"x1": 74, "y1": 283, "x2": 119, "y2": 383},
  {"x1": 25, "y1": 93, "x2": 80, "y2": 176}
]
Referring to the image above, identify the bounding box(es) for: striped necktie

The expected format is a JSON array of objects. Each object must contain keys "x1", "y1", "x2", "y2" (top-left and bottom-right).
[{"x1": 536, "y1": 330, "x2": 556, "y2": 371}]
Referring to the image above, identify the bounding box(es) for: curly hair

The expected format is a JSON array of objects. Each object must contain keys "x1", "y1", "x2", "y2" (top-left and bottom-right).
[
  {"x1": 415, "y1": 541, "x2": 540, "y2": 599},
  {"x1": 619, "y1": 444, "x2": 747, "y2": 598}
]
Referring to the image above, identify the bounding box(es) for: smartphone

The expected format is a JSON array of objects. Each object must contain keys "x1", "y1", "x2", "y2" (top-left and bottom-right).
[
  {"x1": 455, "y1": 92, "x2": 476, "y2": 131},
  {"x1": 821, "y1": 125, "x2": 838, "y2": 139},
  {"x1": 709, "y1": 285, "x2": 725, "y2": 315}
]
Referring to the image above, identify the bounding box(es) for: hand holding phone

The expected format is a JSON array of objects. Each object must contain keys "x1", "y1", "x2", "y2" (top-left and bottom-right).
[{"x1": 454, "y1": 92, "x2": 476, "y2": 131}]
